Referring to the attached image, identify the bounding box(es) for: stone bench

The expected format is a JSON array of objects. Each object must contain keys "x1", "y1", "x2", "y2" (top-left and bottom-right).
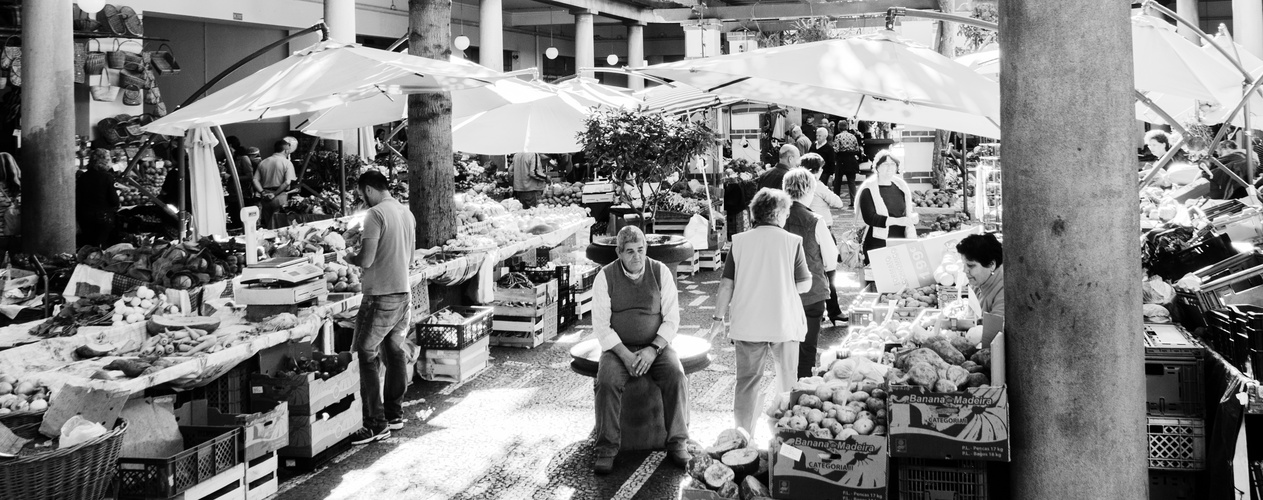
[{"x1": 569, "y1": 335, "x2": 712, "y2": 451}]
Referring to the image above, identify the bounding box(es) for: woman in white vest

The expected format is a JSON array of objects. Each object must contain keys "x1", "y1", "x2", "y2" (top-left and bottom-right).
[{"x1": 855, "y1": 151, "x2": 918, "y2": 264}]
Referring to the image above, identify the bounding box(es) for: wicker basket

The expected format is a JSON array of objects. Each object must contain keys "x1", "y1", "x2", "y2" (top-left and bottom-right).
[
  {"x1": 0, "y1": 408, "x2": 46, "y2": 428},
  {"x1": 0, "y1": 418, "x2": 128, "y2": 500}
]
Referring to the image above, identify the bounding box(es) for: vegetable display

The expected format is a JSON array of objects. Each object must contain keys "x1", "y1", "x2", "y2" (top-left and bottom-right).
[
  {"x1": 0, "y1": 374, "x2": 51, "y2": 414},
  {"x1": 31, "y1": 293, "x2": 119, "y2": 338},
  {"x1": 684, "y1": 429, "x2": 769, "y2": 498},
  {"x1": 276, "y1": 351, "x2": 351, "y2": 381}
]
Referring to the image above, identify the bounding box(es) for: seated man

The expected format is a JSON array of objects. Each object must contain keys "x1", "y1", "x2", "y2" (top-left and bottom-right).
[{"x1": 591, "y1": 225, "x2": 692, "y2": 474}]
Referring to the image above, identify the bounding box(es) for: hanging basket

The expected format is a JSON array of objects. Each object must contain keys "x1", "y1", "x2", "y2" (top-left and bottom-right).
[
  {"x1": 84, "y1": 39, "x2": 105, "y2": 75},
  {"x1": 150, "y1": 43, "x2": 180, "y2": 76}
]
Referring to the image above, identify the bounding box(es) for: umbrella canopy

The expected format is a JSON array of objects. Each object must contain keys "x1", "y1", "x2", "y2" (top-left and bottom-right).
[
  {"x1": 299, "y1": 77, "x2": 553, "y2": 139},
  {"x1": 553, "y1": 78, "x2": 638, "y2": 109},
  {"x1": 635, "y1": 84, "x2": 748, "y2": 115},
  {"x1": 144, "y1": 41, "x2": 507, "y2": 136},
  {"x1": 954, "y1": 46, "x2": 998, "y2": 79},
  {"x1": 636, "y1": 31, "x2": 1001, "y2": 137},
  {"x1": 1136, "y1": 30, "x2": 1263, "y2": 126},
  {"x1": 1132, "y1": 15, "x2": 1242, "y2": 104},
  {"x1": 451, "y1": 92, "x2": 592, "y2": 154}
]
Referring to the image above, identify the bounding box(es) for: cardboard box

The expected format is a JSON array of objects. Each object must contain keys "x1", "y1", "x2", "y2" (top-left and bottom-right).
[
  {"x1": 887, "y1": 385, "x2": 1010, "y2": 462},
  {"x1": 175, "y1": 399, "x2": 290, "y2": 461},
  {"x1": 249, "y1": 343, "x2": 360, "y2": 416},
  {"x1": 771, "y1": 430, "x2": 888, "y2": 500},
  {"x1": 282, "y1": 393, "x2": 363, "y2": 458},
  {"x1": 868, "y1": 227, "x2": 984, "y2": 293}
]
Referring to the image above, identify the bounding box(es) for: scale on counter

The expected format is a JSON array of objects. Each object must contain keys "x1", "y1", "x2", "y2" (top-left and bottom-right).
[{"x1": 240, "y1": 256, "x2": 324, "y2": 285}]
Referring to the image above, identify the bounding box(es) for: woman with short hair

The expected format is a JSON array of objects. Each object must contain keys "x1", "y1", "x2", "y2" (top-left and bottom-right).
[
  {"x1": 781, "y1": 168, "x2": 839, "y2": 376},
  {"x1": 956, "y1": 233, "x2": 1004, "y2": 316},
  {"x1": 712, "y1": 188, "x2": 812, "y2": 434}
]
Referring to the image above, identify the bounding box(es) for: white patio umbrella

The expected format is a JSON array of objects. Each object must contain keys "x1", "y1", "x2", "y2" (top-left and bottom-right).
[
  {"x1": 636, "y1": 84, "x2": 747, "y2": 115},
  {"x1": 954, "y1": 46, "x2": 998, "y2": 79},
  {"x1": 299, "y1": 77, "x2": 554, "y2": 139},
  {"x1": 636, "y1": 30, "x2": 1002, "y2": 137},
  {"x1": 451, "y1": 92, "x2": 593, "y2": 154},
  {"x1": 1136, "y1": 30, "x2": 1263, "y2": 126},
  {"x1": 553, "y1": 78, "x2": 637, "y2": 109},
  {"x1": 144, "y1": 40, "x2": 507, "y2": 136},
  {"x1": 1132, "y1": 15, "x2": 1242, "y2": 104}
]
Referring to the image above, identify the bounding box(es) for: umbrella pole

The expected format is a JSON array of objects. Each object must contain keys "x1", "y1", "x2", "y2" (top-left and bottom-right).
[
  {"x1": 213, "y1": 126, "x2": 245, "y2": 222},
  {"x1": 339, "y1": 142, "x2": 347, "y2": 215},
  {"x1": 1245, "y1": 85, "x2": 1256, "y2": 185},
  {"x1": 961, "y1": 133, "x2": 970, "y2": 218},
  {"x1": 176, "y1": 136, "x2": 188, "y2": 240}
]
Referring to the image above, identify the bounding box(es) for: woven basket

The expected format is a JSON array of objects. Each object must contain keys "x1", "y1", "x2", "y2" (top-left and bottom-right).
[
  {"x1": 118, "y1": 69, "x2": 145, "y2": 90},
  {"x1": 97, "y1": 4, "x2": 125, "y2": 36},
  {"x1": 84, "y1": 40, "x2": 105, "y2": 75},
  {"x1": 89, "y1": 70, "x2": 118, "y2": 103},
  {"x1": 0, "y1": 408, "x2": 46, "y2": 428},
  {"x1": 150, "y1": 44, "x2": 180, "y2": 76},
  {"x1": 0, "y1": 418, "x2": 128, "y2": 500}
]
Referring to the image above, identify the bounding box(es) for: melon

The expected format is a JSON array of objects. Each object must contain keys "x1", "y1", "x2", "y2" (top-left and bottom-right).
[
  {"x1": 721, "y1": 448, "x2": 760, "y2": 478},
  {"x1": 702, "y1": 462, "x2": 735, "y2": 489},
  {"x1": 146, "y1": 316, "x2": 221, "y2": 335}
]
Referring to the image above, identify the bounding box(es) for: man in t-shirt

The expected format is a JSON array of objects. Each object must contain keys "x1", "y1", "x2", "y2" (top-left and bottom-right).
[
  {"x1": 347, "y1": 169, "x2": 417, "y2": 445},
  {"x1": 512, "y1": 152, "x2": 548, "y2": 208},
  {"x1": 252, "y1": 140, "x2": 296, "y2": 228}
]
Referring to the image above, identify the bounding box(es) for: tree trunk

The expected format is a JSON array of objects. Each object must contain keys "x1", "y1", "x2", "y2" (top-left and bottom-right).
[
  {"x1": 930, "y1": 0, "x2": 957, "y2": 190},
  {"x1": 21, "y1": 0, "x2": 76, "y2": 254},
  {"x1": 408, "y1": 0, "x2": 456, "y2": 248},
  {"x1": 1002, "y1": 0, "x2": 1147, "y2": 497}
]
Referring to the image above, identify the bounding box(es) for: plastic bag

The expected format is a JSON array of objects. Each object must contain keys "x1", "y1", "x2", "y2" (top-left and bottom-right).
[
  {"x1": 683, "y1": 214, "x2": 710, "y2": 251},
  {"x1": 60, "y1": 415, "x2": 107, "y2": 449}
]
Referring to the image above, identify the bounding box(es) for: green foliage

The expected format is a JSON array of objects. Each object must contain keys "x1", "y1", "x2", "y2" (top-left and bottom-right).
[
  {"x1": 578, "y1": 108, "x2": 716, "y2": 217},
  {"x1": 957, "y1": 2, "x2": 999, "y2": 56}
]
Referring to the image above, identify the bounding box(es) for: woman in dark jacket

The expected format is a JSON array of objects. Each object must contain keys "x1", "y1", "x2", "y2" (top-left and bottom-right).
[
  {"x1": 808, "y1": 127, "x2": 837, "y2": 191},
  {"x1": 832, "y1": 119, "x2": 866, "y2": 207},
  {"x1": 77, "y1": 148, "x2": 120, "y2": 247}
]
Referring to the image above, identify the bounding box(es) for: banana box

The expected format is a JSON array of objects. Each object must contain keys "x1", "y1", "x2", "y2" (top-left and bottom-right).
[
  {"x1": 887, "y1": 385, "x2": 1010, "y2": 462},
  {"x1": 770, "y1": 430, "x2": 888, "y2": 500}
]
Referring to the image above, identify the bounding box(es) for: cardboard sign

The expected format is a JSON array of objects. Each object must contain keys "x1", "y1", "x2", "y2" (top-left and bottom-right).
[
  {"x1": 887, "y1": 385, "x2": 1010, "y2": 462},
  {"x1": 869, "y1": 226, "x2": 983, "y2": 293},
  {"x1": 771, "y1": 430, "x2": 888, "y2": 500}
]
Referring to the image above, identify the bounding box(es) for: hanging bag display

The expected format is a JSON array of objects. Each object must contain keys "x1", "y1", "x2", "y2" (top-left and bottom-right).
[
  {"x1": 72, "y1": 4, "x2": 101, "y2": 32},
  {"x1": 0, "y1": 36, "x2": 19, "y2": 88},
  {"x1": 119, "y1": 6, "x2": 143, "y2": 37},
  {"x1": 144, "y1": 85, "x2": 161, "y2": 105},
  {"x1": 153, "y1": 101, "x2": 167, "y2": 117},
  {"x1": 118, "y1": 67, "x2": 145, "y2": 90},
  {"x1": 121, "y1": 86, "x2": 142, "y2": 106},
  {"x1": 89, "y1": 68, "x2": 119, "y2": 103},
  {"x1": 97, "y1": 4, "x2": 125, "y2": 36},
  {"x1": 0, "y1": 153, "x2": 21, "y2": 237},
  {"x1": 150, "y1": 43, "x2": 180, "y2": 76},
  {"x1": 84, "y1": 39, "x2": 106, "y2": 75}
]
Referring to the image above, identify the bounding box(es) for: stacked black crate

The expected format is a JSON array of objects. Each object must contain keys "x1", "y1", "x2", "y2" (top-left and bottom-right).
[{"x1": 1143, "y1": 323, "x2": 1206, "y2": 499}]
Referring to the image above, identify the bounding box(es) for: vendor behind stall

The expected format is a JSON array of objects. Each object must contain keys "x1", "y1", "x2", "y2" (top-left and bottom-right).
[
  {"x1": 77, "y1": 148, "x2": 119, "y2": 247},
  {"x1": 855, "y1": 151, "x2": 917, "y2": 264},
  {"x1": 956, "y1": 233, "x2": 1004, "y2": 316}
]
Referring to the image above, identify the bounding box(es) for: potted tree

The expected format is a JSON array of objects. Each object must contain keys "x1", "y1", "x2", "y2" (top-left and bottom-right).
[{"x1": 578, "y1": 108, "x2": 716, "y2": 268}]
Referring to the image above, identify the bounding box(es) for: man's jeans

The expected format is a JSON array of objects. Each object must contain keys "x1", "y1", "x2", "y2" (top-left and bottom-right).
[
  {"x1": 593, "y1": 347, "x2": 690, "y2": 457},
  {"x1": 354, "y1": 293, "x2": 411, "y2": 431}
]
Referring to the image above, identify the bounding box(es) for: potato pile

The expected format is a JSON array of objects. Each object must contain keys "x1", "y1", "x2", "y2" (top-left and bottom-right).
[
  {"x1": 769, "y1": 355, "x2": 891, "y2": 440},
  {"x1": 913, "y1": 188, "x2": 961, "y2": 209},
  {"x1": 540, "y1": 182, "x2": 586, "y2": 206},
  {"x1": 878, "y1": 285, "x2": 941, "y2": 308},
  {"x1": 0, "y1": 375, "x2": 51, "y2": 414},
  {"x1": 927, "y1": 213, "x2": 970, "y2": 232},
  {"x1": 323, "y1": 262, "x2": 362, "y2": 293}
]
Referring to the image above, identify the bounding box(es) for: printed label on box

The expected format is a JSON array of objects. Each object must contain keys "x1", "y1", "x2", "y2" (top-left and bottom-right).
[
  {"x1": 888, "y1": 385, "x2": 1010, "y2": 461},
  {"x1": 772, "y1": 431, "x2": 887, "y2": 500}
]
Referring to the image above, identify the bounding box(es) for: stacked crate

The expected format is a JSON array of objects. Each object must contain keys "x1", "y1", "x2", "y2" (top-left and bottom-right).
[
  {"x1": 513, "y1": 265, "x2": 575, "y2": 334},
  {"x1": 573, "y1": 266, "x2": 599, "y2": 319},
  {"x1": 414, "y1": 305, "x2": 494, "y2": 382},
  {"x1": 492, "y1": 278, "x2": 559, "y2": 348},
  {"x1": 249, "y1": 344, "x2": 362, "y2": 467},
  {"x1": 1143, "y1": 323, "x2": 1207, "y2": 494}
]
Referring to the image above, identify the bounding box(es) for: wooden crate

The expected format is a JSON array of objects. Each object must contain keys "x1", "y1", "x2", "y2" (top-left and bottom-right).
[
  {"x1": 575, "y1": 288, "x2": 594, "y2": 317},
  {"x1": 419, "y1": 336, "x2": 491, "y2": 383},
  {"x1": 494, "y1": 279, "x2": 558, "y2": 306},
  {"x1": 281, "y1": 393, "x2": 363, "y2": 459},
  {"x1": 245, "y1": 451, "x2": 278, "y2": 500},
  {"x1": 698, "y1": 249, "x2": 723, "y2": 270},
  {"x1": 676, "y1": 251, "x2": 701, "y2": 276},
  {"x1": 175, "y1": 463, "x2": 245, "y2": 500},
  {"x1": 492, "y1": 302, "x2": 558, "y2": 349},
  {"x1": 250, "y1": 344, "x2": 359, "y2": 416}
]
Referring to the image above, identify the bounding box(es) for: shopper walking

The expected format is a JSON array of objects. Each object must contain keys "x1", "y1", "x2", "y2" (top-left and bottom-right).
[
  {"x1": 781, "y1": 168, "x2": 837, "y2": 377},
  {"x1": 346, "y1": 169, "x2": 417, "y2": 445},
  {"x1": 713, "y1": 188, "x2": 812, "y2": 434},
  {"x1": 833, "y1": 118, "x2": 865, "y2": 206},
  {"x1": 590, "y1": 225, "x2": 691, "y2": 474},
  {"x1": 77, "y1": 148, "x2": 119, "y2": 247},
  {"x1": 253, "y1": 140, "x2": 296, "y2": 229},
  {"x1": 856, "y1": 151, "x2": 917, "y2": 265},
  {"x1": 511, "y1": 151, "x2": 548, "y2": 208},
  {"x1": 757, "y1": 144, "x2": 798, "y2": 191},
  {"x1": 808, "y1": 127, "x2": 837, "y2": 189},
  {"x1": 800, "y1": 154, "x2": 846, "y2": 323}
]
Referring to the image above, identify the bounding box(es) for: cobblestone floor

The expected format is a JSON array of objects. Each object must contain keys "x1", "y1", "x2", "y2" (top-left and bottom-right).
[{"x1": 276, "y1": 204, "x2": 866, "y2": 500}]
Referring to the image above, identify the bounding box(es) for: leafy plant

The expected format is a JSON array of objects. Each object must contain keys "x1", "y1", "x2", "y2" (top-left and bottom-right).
[
  {"x1": 957, "y1": 2, "x2": 999, "y2": 56},
  {"x1": 578, "y1": 108, "x2": 716, "y2": 222}
]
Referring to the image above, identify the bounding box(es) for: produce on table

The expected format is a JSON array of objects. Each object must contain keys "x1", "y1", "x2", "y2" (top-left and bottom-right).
[
  {"x1": 111, "y1": 286, "x2": 179, "y2": 325},
  {"x1": 145, "y1": 315, "x2": 221, "y2": 335},
  {"x1": 497, "y1": 272, "x2": 537, "y2": 290},
  {"x1": 942, "y1": 299, "x2": 978, "y2": 323},
  {"x1": 0, "y1": 373, "x2": 51, "y2": 414},
  {"x1": 73, "y1": 342, "x2": 119, "y2": 360},
  {"x1": 912, "y1": 188, "x2": 961, "y2": 209},
  {"x1": 276, "y1": 351, "x2": 351, "y2": 381},
  {"x1": 878, "y1": 286, "x2": 941, "y2": 308},
  {"x1": 540, "y1": 182, "x2": 586, "y2": 206},
  {"x1": 768, "y1": 354, "x2": 891, "y2": 439},
  {"x1": 927, "y1": 213, "x2": 970, "y2": 232},
  {"x1": 98, "y1": 357, "x2": 181, "y2": 379},
  {"x1": 116, "y1": 162, "x2": 167, "y2": 206},
  {"x1": 138, "y1": 327, "x2": 230, "y2": 357},
  {"x1": 78, "y1": 238, "x2": 243, "y2": 289},
  {"x1": 31, "y1": 293, "x2": 119, "y2": 338},
  {"x1": 323, "y1": 262, "x2": 362, "y2": 293}
]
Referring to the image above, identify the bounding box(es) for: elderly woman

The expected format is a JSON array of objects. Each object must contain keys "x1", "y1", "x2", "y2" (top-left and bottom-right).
[
  {"x1": 781, "y1": 167, "x2": 839, "y2": 376},
  {"x1": 856, "y1": 151, "x2": 917, "y2": 264},
  {"x1": 713, "y1": 188, "x2": 812, "y2": 434},
  {"x1": 800, "y1": 153, "x2": 847, "y2": 325},
  {"x1": 590, "y1": 226, "x2": 690, "y2": 474},
  {"x1": 956, "y1": 233, "x2": 1004, "y2": 316}
]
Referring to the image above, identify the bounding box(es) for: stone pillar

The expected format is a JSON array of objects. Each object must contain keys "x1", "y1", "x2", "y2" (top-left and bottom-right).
[
  {"x1": 479, "y1": 0, "x2": 503, "y2": 70},
  {"x1": 1233, "y1": 0, "x2": 1263, "y2": 59},
  {"x1": 682, "y1": 19, "x2": 722, "y2": 59},
  {"x1": 21, "y1": 0, "x2": 75, "y2": 254},
  {"x1": 1176, "y1": 0, "x2": 1201, "y2": 44},
  {"x1": 574, "y1": 10, "x2": 594, "y2": 77},
  {"x1": 627, "y1": 22, "x2": 645, "y2": 90},
  {"x1": 1000, "y1": 0, "x2": 1148, "y2": 498},
  {"x1": 324, "y1": 0, "x2": 356, "y2": 43}
]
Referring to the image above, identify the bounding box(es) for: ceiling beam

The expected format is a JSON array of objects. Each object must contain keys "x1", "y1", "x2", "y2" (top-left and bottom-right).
[
  {"x1": 649, "y1": 0, "x2": 939, "y2": 23},
  {"x1": 523, "y1": 0, "x2": 656, "y2": 23}
]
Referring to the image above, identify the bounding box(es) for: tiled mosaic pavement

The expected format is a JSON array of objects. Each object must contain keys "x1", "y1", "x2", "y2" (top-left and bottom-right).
[{"x1": 276, "y1": 205, "x2": 866, "y2": 500}]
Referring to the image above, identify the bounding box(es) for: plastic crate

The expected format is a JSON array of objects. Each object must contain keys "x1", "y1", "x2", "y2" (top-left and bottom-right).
[
  {"x1": 196, "y1": 362, "x2": 248, "y2": 415},
  {"x1": 897, "y1": 458, "x2": 988, "y2": 500},
  {"x1": 512, "y1": 265, "x2": 570, "y2": 295},
  {"x1": 1173, "y1": 252, "x2": 1263, "y2": 327},
  {"x1": 1151, "y1": 233, "x2": 1237, "y2": 282},
  {"x1": 1148, "y1": 417, "x2": 1206, "y2": 470},
  {"x1": 413, "y1": 305, "x2": 494, "y2": 349},
  {"x1": 1145, "y1": 358, "x2": 1205, "y2": 417},
  {"x1": 116, "y1": 426, "x2": 241, "y2": 499}
]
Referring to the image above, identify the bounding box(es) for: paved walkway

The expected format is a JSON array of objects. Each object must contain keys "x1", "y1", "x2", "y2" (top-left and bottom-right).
[{"x1": 276, "y1": 205, "x2": 866, "y2": 500}]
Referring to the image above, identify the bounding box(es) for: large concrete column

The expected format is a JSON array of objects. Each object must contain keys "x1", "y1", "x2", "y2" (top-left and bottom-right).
[
  {"x1": 479, "y1": 0, "x2": 503, "y2": 70},
  {"x1": 682, "y1": 19, "x2": 722, "y2": 59},
  {"x1": 1233, "y1": 0, "x2": 1263, "y2": 59},
  {"x1": 1000, "y1": 0, "x2": 1147, "y2": 498},
  {"x1": 626, "y1": 22, "x2": 645, "y2": 90},
  {"x1": 21, "y1": 0, "x2": 75, "y2": 254},
  {"x1": 324, "y1": 0, "x2": 356, "y2": 43},
  {"x1": 574, "y1": 10, "x2": 594, "y2": 77},
  {"x1": 1176, "y1": 0, "x2": 1201, "y2": 44}
]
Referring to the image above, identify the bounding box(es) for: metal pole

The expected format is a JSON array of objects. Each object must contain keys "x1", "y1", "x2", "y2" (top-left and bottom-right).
[
  {"x1": 339, "y1": 142, "x2": 347, "y2": 215},
  {"x1": 213, "y1": 126, "x2": 245, "y2": 219},
  {"x1": 175, "y1": 137, "x2": 187, "y2": 240}
]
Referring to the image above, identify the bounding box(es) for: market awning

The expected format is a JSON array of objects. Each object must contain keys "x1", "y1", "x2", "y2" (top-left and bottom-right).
[
  {"x1": 144, "y1": 41, "x2": 509, "y2": 136},
  {"x1": 635, "y1": 84, "x2": 747, "y2": 115}
]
